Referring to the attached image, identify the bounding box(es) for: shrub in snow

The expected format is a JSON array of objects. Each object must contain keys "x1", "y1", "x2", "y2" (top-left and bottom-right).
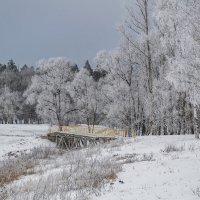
[
  {"x1": 0, "y1": 147, "x2": 64, "y2": 187},
  {"x1": 141, "y1": 153, "x2": 154, "y2": 162},
  {"x1": 162, "y1": 144, "x2": 185, "y2": 153},
  {"x1": 1, "y1": 144, "x2": 122, "y2": 200},
  {"x1": 188, "y1": 144, "x2": 195, "y2": 151},
  {"x1": 193, "y1": 187, "x2": 200, "y2": 198}
]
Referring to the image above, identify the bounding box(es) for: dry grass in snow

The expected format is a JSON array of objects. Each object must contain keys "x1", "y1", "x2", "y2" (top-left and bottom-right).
[
  {"x1": 1, "y1": 131, "x2": 200, "y2": 200},
  {"x1": 0, "y1": 140, "x2": 123, "y2": 200}
]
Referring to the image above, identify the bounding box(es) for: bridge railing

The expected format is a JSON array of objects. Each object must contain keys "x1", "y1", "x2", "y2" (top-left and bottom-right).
[{"x1": 48, "y1": 125, "x2": 136, "y2": 137}]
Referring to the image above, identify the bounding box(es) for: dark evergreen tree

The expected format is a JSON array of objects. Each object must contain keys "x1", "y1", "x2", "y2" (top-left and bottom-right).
[
  {"x1": 7, "y1": 59, "x2": 18, "y2": 72},
  {"x1": 93, "y1": 68, "x2": 107, "y2": 82},
  {"x1": 0, "y1": 64, "x2": 6, "y2": 73},
  {"x1": 83, "y1": 60, "x2": 93, "y2": 75},
  {"x1": 70, "y1": 64, "x2": 79, "y2": 73}
]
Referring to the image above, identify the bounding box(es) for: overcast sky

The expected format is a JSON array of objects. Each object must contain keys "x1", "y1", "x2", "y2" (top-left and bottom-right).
[{"x1": 0, "y1": 0, "x2": 125, "y2": 67}]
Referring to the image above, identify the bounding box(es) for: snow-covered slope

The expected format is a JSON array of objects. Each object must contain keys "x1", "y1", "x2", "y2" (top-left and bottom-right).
[
  {"x1": 0, "y1": 124, "x2": 54, "y2": 160},
  {"x1": 95, "y1": 135, "x2": 200, "y2": 200},
  {"x1": 1, "y1": 126, "x2": 200, "y2": 200}
]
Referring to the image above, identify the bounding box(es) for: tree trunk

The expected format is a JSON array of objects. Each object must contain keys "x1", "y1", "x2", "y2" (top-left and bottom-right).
[
  {"x1": 87, "y1": 118, "x2": 91, "y2": 133},
  {"x1": 59, "y1": 125, "x2": 62, "y2": 132},
  {"x1": 194, "y1": 106, "x2": 199, "y2": 139},
  {"x1": 144, "y1": 0, "x2": 153, "y2": 94}
]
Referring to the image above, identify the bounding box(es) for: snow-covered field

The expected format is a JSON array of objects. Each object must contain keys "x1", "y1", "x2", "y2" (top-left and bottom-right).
[
  {"x1": 0, "y1": 125, "x2": 200, "y2": 200},
  {"x1": 95, "y1": 135, "x2": 200, "y2": 200},
  {"x1": 0, "y1": 124, "x2": 54, "y2": 160}
]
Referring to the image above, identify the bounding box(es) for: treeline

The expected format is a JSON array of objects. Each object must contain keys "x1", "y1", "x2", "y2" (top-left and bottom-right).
[
  {"x1": 25, "y1": 0, "x2": 200, "y2": 138},
  {"x1": 0, "y1": 59, "x2": 105, "y2": 125},
  {"x1": 2, "y1": 0, "x2": 200, "y2": 138}
]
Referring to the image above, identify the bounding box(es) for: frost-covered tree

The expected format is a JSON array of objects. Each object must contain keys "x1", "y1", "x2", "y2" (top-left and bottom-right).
[
  {"x1": 93, "y1": 0, "x2": 200, "y2": 138},
  {"x1": 95, "y1": 49, "x2": 139, "y2": 134},
  {"x1": 25, "y1": 57, "x2": 78, "y2": 130},
  {"x1": 0, "y1": 60, "x2": 37, "y2": 123},
  {"x1": 0, "y1": 60, "x2": 20, "y2": 92},
  {"x1": 154, "y1": 0, "x2": 200, "y2": 138},
  {"x1": 72, "y1": 66, "x2": 104, "y2": 133},
  {"x1": 119, "y1": 0, "x2": 153, "y2": 94},
  {"x1": 94, "y1": 0, "x2": 155, "y2": 135},
  {"x1": 0, "y1": 86, "x2": 21, "y2": 123}
]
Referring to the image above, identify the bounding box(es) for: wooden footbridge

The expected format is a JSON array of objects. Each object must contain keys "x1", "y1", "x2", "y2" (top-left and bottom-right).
[{"x1": 47, "y1": 132, "x2": 116, "y2": 149}]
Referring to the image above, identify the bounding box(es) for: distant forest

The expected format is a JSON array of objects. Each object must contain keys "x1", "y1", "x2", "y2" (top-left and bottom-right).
[{"x1": 0, "y1": 59, "x2": 37, "y2": 124}]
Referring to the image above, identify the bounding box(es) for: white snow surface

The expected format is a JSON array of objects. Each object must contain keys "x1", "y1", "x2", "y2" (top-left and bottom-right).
[
  {"x1": 0, "y1": 126, "x2": 200, "y2": 200},
  {"x1": 94, "y1": 135, "x2": 200, "y2": 200},
  {"x1": 0, "y1": 124, "x2": 54, "y2": 160}
]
